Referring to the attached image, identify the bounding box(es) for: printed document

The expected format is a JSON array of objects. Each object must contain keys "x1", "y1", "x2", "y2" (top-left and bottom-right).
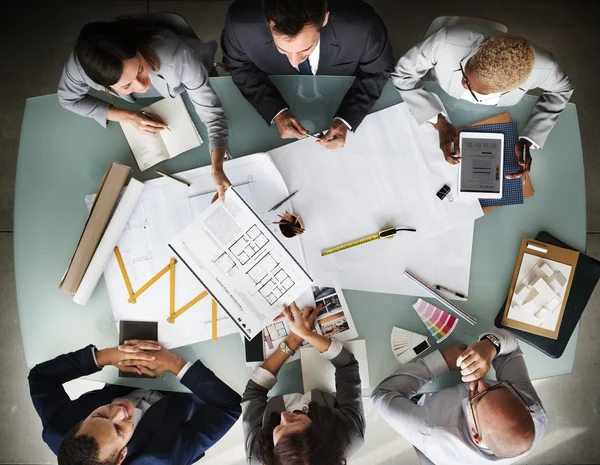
[{"x1": 169, "y1": 187, "x2": 313, "y2": 340}]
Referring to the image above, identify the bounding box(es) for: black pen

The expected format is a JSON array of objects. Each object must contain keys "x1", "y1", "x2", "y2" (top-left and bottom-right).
[
  {"x1": 269, "y1": 190, "x2": 299, "y2": 212},
  {"x1": 434, "y1": 284, "x2": 467, "y2": 300}
]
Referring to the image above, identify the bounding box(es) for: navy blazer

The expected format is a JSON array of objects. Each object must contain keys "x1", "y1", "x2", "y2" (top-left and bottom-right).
[
  {"x1": 28, "y1": 345, "x2": 241, "y2": 464},
  {"x1": 221, "y1": 0, "x2": 394, "y2": 130}
]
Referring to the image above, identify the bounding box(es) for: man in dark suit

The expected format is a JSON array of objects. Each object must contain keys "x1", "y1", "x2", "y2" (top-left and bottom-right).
[
  {"x1": 221, "y1": 0, "x2": 393, "y2": 149},
  {"x1": 28, "y1": 339, "x2": 241, "y2": 465}
]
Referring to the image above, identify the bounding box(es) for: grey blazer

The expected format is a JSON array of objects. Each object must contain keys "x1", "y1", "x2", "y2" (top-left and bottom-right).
[
  {"x1": 58, "y1": 28, "x2": 228, "y2": 152},
  {"x1": 241, "y1": 346, "x2": 365, "y2": 464},
  {"x1": 392, "y1": 25, "x2": 574, "y2": 148}
]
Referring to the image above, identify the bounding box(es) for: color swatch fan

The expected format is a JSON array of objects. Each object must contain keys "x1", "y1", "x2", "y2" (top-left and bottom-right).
[
  {"x1": 413, "y1": 298, "x2": 458, "y2": 343},
  {"x1": 391, "y1": 327, "x2": 431, "y2": 364}
]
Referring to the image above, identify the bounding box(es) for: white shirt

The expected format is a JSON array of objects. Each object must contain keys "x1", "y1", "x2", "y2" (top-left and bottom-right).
[{"x1": 460, "y1": 89, "x2": 502, "y2": 106}]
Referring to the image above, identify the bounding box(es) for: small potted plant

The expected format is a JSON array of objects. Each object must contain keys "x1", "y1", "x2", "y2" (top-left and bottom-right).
[{"x1": 273, "y1": 211, "x2": 305, "y2": 238}]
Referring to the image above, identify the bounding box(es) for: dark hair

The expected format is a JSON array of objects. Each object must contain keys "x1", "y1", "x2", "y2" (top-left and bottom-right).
[
  {"x1": 58, "y1": 421, "x2": 122, "y2": 465},
  {"x1": 257, "y1": 402, "x2": 351, "y2": 465},
  {"x1": 74, "y1": 18, "x2": 161, "y2": 88},
  {"x1": 262, "y1": 0, "x2": 328, "y2": 37}
]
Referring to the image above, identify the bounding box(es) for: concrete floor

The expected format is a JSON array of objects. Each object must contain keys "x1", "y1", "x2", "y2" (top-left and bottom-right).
[{"x1": 1, "y1": 0, "x2": 599, "y2": 463}]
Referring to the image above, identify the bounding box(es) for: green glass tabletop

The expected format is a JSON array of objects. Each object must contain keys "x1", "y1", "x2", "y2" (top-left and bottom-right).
[{"x1": 14, "y1": 77, "x2": 585, "y2": 394}]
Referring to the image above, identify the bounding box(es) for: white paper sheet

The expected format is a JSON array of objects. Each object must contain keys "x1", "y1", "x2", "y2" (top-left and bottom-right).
[
  {"x1": 169, "y1": 187, "x2": 313, "y2": 340},
  {"x1": 269, "y1": 103, "x2": 481, "y2": 297},
  {"x1": 300, "y1": 340, "x2": 370, "y2": 393},
  {"x1": 95, "y1": 154, "x2": 302, "y2": 348},
  {"x1": 74, "y1": 180, "x2": 145, "y2": 305}
]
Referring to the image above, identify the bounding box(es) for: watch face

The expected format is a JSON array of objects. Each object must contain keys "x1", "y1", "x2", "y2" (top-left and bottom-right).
[{"x1": 279, "y1": 342, "x2": 286, "y2": 350}]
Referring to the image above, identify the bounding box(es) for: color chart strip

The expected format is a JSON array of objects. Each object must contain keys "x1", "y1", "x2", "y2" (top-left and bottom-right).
[{"x1": 413, "y1": 299, "x2": 458, "y2": 343}]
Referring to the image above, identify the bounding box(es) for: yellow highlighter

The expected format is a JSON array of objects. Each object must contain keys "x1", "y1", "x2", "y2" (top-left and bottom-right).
[{"x1": 321, "y1": 227, "x2": 417, "y2": 257}]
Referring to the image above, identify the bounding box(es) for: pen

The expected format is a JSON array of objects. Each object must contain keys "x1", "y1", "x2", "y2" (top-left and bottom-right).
[
  {"x1": 522, "y1": 142, "x2": 528, "y2": 181},
  {"x1": 156, "y1": 170, "x2": 191, "y2": 187},
  {"x1": 141, "y1": 110, "x2": 172, "y2": 131},
  {"x1": 269, "y1": 190, "x2": 299, "y2": 212},
  {"x1": 149, "y1": 368, "x2": 165, "y2": 380},
  {"x1": 305, "y1": 133, "x2": 320, "y2": 140},
  {"x1": 434, "y1": 284, "x2": 467, "y2": 300}
]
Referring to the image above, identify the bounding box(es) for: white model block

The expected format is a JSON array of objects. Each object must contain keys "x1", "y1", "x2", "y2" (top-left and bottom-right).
[
  {"x1": 547, "y1": 277, "x2": 563, "y2": 294},
  {"x1": 523, "y1": 299, "x2": 540, "y2": 314},
  {"x1": 536, "y1": 307, "x2": 549, "y2": 319},
  {"x1": 514, "y1": 284, "x2": 529, "y2": 304},
  {"x1": 551, "y1": 271, "x2": 568, "y2": 288},
  {"x1": 538, "y1": 261, "x2": 554, "y2": 277},
  {"x1": 549, "y1": 296, "x2": 562, "y2": 311},
  {"x1": 533, "y1": 277, "x2": 556, "y2": 302}
]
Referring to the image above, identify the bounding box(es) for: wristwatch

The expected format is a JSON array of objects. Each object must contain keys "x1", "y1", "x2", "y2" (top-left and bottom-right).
[
  {"x1": 480, "y1": 334, "x2": 501, "y2": 355},
  {"x1": 279, "y1": 341, "x2": 296, "y2": 356}
]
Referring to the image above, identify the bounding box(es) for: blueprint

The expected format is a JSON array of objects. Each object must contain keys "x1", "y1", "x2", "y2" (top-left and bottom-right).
[{"x1": 169, "y1": 187, "x2": 313, "y2": 340}]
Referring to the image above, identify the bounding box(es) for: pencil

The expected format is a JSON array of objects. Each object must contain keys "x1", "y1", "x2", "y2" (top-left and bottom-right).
[
  {"x1": 149, "y1": 368, "x2": 165, "y2": 380},
  {"x1": 156, "y1": 170, "x2": 190, "y2": 187},
  {"x1": 269, "y1": 190, "x2": 299, "y2": 212}
]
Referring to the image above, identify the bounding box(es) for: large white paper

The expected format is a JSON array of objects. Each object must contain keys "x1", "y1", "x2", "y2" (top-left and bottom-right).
[
  {"x1": 269, "y1": 103, "x2": 481, "y2": 297},
  {"x1": 74, "y1": 180, "x2": 145, "y2": 305},
  {"x1": 300, "y1": 340, "x2": 370, "y2": 393},
  {"x1": 169, "y1": 187, "x2": 313, "y2": 340},
  {"x1": 96, "y1": 154, "x2": 302, "y2": 348},
  {"x1": 120, "y1": 95, "x2": 202, "y2": 171}
]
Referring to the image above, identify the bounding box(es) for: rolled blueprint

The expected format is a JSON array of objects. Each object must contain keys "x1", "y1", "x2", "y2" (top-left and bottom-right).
[{"x1": 73, "y1": 179, "x2": 145, "y2": 305}]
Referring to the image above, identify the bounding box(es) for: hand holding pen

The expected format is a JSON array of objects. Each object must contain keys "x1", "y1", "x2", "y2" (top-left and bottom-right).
[
  {"x1": 141, "y1": 110, "x2": 171, "y2": 132},
  {"x1": 506, "y1": 139, "x2": 532, "y2": 180}
]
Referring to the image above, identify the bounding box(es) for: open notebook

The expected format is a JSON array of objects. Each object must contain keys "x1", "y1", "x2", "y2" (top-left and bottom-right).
[{"x1": 121, "y1": 95, "x2": 203, "y2": 171}]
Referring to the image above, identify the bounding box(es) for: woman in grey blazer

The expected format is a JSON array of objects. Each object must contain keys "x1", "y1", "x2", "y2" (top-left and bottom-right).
[
  {"x1": 58, "y1": 19, "x2": 231, "y2": 199},
  {"x1": 242, "y1": 303, "x2": 365, "y2": 465}
]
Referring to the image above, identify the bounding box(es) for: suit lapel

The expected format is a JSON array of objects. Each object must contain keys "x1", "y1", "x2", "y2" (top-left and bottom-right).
[
  {"x1": 316, "y1": 22, "x2": 339, "y2": 75},
  {"x1": 125, "y1": 397, "x2": 170, "y2": 457}
]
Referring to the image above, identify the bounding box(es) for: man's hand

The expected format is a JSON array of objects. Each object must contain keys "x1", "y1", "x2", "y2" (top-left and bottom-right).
[
  {"x1": 432, "y1": 115, "x2": 461, "y2": 164},
  {"x1": 317, "y1": 120, "x2": 348, "y2": 149},
  {"x1": 441, "y1": 344, "x2": 468, "y2": 371},
  {"x1": 118, "y1": 340, "x2": 187, "y2": 377},
  {"x1": 506, "y1": 139, "x2": 533, "y2": 179},
  {"x1": 456, "y1": 340, "x2": 498, "y2": 382},
  {"x1": 211, "y1": 147, "x2": 231, "y2": 202},
  {"x1": 96, "y1": 341, "x2": 161, "y2": 376},
  {"x1": 273, "y1": 110, "x2": 308, "y2": 139}
]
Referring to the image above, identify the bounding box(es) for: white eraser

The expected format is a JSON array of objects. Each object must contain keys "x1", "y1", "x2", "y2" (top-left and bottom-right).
[{"x1": 527, "y1": 242, "x2": 548, "y2": 253}]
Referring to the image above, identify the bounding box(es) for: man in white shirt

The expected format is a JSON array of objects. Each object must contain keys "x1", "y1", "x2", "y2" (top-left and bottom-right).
[
  {"x1": 221, "y1": 0, "x2": 393, "y2": 149},
  {"x1": 372, "y1": 328, "x2": 547, "y2": 465},
  {"x1": 28, "y1": 340, "x2": 241, "y2": 465},
  {"x1": 393, "y1": 25, "x2": 573, "y2": 178}
]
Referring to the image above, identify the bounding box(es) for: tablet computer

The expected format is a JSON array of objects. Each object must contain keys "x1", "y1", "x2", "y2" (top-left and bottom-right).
[{"x1": 458, "y1": 132, "x2": 504, "y2": 199}]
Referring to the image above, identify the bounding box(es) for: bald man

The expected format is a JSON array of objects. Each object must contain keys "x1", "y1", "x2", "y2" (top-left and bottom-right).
[{"x1": 372, "y1": 328, "x2": 546, "y2": 464}]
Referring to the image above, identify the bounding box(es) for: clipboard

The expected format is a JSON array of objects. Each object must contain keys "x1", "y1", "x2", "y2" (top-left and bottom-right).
[
  {"x1": 500, "y1": 237, "x2": 579, "y2": 339},
  {"x1": 496, "y1": 231, "x2": 600, "y2": 358},
  {"x1": 465, "y1": 112, "x2": 534, "y2": 213}
]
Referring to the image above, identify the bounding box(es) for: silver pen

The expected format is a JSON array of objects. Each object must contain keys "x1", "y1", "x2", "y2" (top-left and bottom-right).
[{"x1": 434, "y1": 284, "x2": 467, "y2": 300}]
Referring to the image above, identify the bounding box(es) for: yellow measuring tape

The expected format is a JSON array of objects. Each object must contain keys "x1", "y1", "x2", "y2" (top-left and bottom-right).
[
  {"x1": 321, "y1": 227, "x2": 400, "y2": 257},
  {"x1": 113, "y1": 247, "x2": 217, "y2": 335}
]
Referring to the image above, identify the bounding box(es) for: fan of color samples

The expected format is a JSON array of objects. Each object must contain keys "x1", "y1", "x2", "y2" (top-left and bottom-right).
[
  {"x1": 390, "y1": 327, "x2": 431, "y2": 364},
  {"x1": 413, "y1": 298, "x2": 458, "y2": 343}
]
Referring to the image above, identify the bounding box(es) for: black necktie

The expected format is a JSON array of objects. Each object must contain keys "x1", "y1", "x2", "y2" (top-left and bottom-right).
[{"x1": 298, "y1": 59, "x2": 312, "y2": 75}]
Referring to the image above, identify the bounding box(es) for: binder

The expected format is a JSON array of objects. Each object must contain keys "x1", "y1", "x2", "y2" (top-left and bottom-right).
[{"x1": 496, "y1": 231, "x2": 600, "y2": 358}]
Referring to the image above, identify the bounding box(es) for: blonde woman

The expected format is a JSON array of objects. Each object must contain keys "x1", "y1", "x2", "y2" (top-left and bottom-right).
[{"x1": 393, "y1": 25, "x2": 573, "y2": 178}]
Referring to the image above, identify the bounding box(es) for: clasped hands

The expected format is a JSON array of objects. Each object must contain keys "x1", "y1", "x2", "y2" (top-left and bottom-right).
[
  {"x1": 273, "y1": 110, "x2": 348, "y2": 149},
  {"x1": 433, "y1": 114, "x2": 532, "y2": 178},
  {"x1": 96, "y1": 340, "x2": 186, "y2": 377},
  {"x1": 441, "y1": 339, "x2": 498, "y2": 382}
]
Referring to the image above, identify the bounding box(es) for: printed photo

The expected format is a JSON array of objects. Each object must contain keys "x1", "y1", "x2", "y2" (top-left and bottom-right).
[
  {"x1": 313, "y1": 286, "x2": 342, "y2": 316},
  {"x1": 317, "y1": 311, "x2": 351, "y2": 337}
]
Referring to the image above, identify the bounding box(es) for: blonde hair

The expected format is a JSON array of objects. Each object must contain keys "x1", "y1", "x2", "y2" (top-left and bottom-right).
[{"x1": 466, "y1": 36, "x2": 536, "y2": 93}]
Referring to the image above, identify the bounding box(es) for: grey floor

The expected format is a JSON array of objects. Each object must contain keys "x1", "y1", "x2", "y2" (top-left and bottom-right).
[{"x1": 1, "y1": 1, "x2": 599, "y2": 463}]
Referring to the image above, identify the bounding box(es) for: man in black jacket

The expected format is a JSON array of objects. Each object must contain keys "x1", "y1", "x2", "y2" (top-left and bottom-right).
[{"x1": 221, "y1": 0, "x2": 393, "y2": 149}]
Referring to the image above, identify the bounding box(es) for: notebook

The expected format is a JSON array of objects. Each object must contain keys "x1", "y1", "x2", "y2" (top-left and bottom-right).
[
  {"x1": 118, "y1": 320, "x2": 158, "y2": 378},
  {"x1": 462, "y1": 122, "x2": 522, "y2": 208},
  {"x1": 120, "y1": 95, "x2": 203, "y2": 171},
  {"x1": 496, "y1": 231, "x2": 600, "y2": 358}
]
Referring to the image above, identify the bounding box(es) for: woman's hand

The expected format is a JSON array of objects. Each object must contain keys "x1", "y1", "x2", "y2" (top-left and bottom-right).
[
  {"x1": 127, "y1": 111, "x2": 168, "y2": 135},
  {"x1": 282, "y1": 302, "x2": 319, "y2": 340}
]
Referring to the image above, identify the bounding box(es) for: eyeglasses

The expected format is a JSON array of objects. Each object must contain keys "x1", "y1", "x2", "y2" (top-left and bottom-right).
[
  {"x1": 460, "y1": 63, "x2": 480, "y2": 103},
  {"x1": 468, "y1": 381, "x2": 530, "y2": 439}
]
